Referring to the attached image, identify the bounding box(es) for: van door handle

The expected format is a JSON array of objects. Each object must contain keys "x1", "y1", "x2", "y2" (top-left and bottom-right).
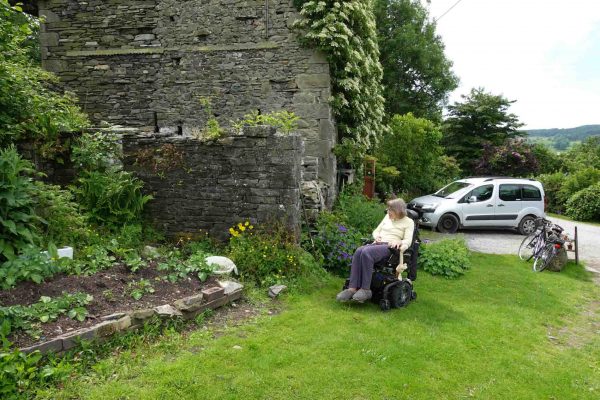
[
  {"x1": 486, "y1": 204, "x2": 493, "y2": 207},
  {"x1": 497, "y1": 204, "x2": 505, "y2": 207}
]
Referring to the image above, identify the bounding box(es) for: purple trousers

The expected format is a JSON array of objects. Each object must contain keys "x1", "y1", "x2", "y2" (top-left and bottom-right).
[{"x1": 348, "y1": 244, "x2": 391, "y2": 289}]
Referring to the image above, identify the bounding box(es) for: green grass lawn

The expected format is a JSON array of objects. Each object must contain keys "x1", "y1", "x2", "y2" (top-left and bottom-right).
[{"x1": 37, "y1": 254, "x2": 600, "y2": 400}]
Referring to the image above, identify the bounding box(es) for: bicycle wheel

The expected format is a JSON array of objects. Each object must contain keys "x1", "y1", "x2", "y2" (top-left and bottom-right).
[
  {"x1": 518, "y1": 233, "x2": 537, "y2": 261},
  {"x1": 533, "y1": 244, "x2": 556, "y2": 272}
]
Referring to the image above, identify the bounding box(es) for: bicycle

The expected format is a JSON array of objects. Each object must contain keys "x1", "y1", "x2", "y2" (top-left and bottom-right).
[
  {"x1": 532, "y1": 231, "x2": 566, "y2": 272},
  {"x1": 518, "y1": 218, "x2": 554, "y2": 261},
  {"x1": 517, "y1": 218, "x2": 566, "y2": 272}
]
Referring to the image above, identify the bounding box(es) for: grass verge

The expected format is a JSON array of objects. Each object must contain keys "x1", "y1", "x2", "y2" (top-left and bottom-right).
[{"x1": 36, "y1": 254, "x2": 600, "y2": 399}]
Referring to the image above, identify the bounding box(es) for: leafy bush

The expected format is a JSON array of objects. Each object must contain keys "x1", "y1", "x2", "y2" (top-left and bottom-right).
[
  {"x1": 559, "y1": 167, "x2": 600, "y2": 205},
  {"x1": 475, "y1": 138, "x2": 539, "y2": 177},
  {"x1": 34, "y1": 182, "x2": 90, "y2": 247},
  {"x1": 70, "y1": 130, "x2": 122, "y2": 173},
  {"x1": 334, "y1": 190, "x2": 386, "y2": 235},
  {"x1": 75, "y1": 170, "x2": 152, "y2": 227},
  {"x1": 537, "y1": 172, "x2": 565, "y2": 213},
  {"x1": 375, "y1": 113, "x2": 455, "y2": 194},
  {"x1": 0, "y1": 1, "x2": 88, "y2": 154},
  {"x1": 0, "y1": 146, "x2": 41, "y2": 262},
  {"x1": 565, "y1": 183, "x2": 600, "y2": 222},
  {"x1": 228, "y1": 221, "x2": 324, "y2": 286},
  {"x1": 418, "y1": 239, "x2": 470, "y2": 279},
  {"x1": 307, "y1": 211, "x2": 364, "y2": 276}
]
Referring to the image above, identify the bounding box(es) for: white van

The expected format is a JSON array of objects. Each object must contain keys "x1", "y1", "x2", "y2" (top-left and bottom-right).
[{"x1": 407, "y1": 177, "x2": 546, "y2": 235}]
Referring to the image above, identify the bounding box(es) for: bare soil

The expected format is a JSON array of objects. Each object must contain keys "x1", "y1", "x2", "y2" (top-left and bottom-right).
[{"x1": 0, "y1": 262, "x2": 219, "y2": 349}]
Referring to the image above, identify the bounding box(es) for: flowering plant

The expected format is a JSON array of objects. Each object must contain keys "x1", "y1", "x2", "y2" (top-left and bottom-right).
[
  {"x1": 227, "y1": 221, "x2": 322, "y2": 286},
  {"x1": 309, "y1": 211, "x2": 363, "y2": 276}
]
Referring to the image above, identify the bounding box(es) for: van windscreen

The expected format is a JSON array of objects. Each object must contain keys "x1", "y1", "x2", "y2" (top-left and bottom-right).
[{"x1": 434, "y1": 181, "x2": 471, "y2": 198}]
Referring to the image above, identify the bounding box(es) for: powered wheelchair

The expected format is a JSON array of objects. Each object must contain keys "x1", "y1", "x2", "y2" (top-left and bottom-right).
[{"x1": 343, "y1": 209, "x2": 421, "y2": 311}]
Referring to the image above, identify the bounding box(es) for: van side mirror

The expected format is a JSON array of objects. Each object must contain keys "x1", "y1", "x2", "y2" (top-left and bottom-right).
[{"x1": 468, "y1": 196, "x2": 477, "y2": 203}]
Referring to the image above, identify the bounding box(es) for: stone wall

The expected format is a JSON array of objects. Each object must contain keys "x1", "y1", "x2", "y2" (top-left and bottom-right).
[
  {"x1": 36, "y1": 0, "x2": 337, "y2": 205},
  {"x1": 122, "y1": 126, "x2": 302, "y2": 240}
]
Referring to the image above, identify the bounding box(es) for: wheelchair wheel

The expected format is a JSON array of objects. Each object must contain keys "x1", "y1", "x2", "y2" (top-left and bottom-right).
[
  {"x1": 390, "y1": 281, "x2": 413, "y2": 308},
  {"x1": 379, "y1": 299, "x2": 391, "y2": 311}
]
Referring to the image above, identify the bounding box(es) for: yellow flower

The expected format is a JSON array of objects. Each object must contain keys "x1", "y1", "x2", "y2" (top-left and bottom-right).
[
  {"x1": 245, "y1": 221, "x2": 250, "y2": 226},
  {"x1": 249, "y1": 225, "x2": 254, "y2": 230},
  {"x1": 240, "y1": 226, "x2": 246, "y2": 231},
  {"x1": 238, "y1": 223, "x2": 244, "y2": 230}
]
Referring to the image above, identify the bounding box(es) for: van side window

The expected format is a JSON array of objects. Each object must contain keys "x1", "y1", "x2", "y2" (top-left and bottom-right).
[
  {"x1": 499, "y1": 184, "x2": 521, "y2": 201},
  {"x1": 467, "y1": 184, "x2": 494, "y2": 202},
  {"x1": 522, "y1": 184, "x2": 541, "y2": 200}
]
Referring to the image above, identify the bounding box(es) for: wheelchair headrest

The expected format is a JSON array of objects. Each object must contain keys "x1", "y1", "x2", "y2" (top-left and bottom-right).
[{"x1": 406, "y1": 209, "x2": 419, "y2": 221}]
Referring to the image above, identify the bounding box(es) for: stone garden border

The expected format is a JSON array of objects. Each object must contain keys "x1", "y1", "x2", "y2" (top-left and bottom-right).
[{"x1": 20, "y1": 281, "x2": 243, "y2": 355}]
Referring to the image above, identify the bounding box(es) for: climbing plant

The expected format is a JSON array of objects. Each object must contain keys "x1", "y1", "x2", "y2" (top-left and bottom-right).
[{"x1": 294, "y1": 0, "x2": 387, "y2": 165}]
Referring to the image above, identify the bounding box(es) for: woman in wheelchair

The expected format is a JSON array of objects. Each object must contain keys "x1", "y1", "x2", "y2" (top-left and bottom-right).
[{"x1": 336, "y1": 198, "x2": 414, "y2": 303}]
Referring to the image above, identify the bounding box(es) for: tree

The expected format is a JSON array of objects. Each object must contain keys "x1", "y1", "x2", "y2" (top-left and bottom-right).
[
  {"x1": 374, "y1": 113, "x2": 460, "y2": 195},
  {"x1": 474, "y1": 138, "x2": 539, "y2": 177},
  {"x1": 442, "y1": 88, "x2": 524, "y2": 173},
  {"x1": 374, "y1": 0, "x2": 458, "y2": 120},
  {"x1": 0, "y1": 1, "x2": 87, "y2": 154}
]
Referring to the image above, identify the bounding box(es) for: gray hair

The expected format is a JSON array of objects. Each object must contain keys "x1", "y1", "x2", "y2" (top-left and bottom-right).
[{"x1": 387, "y1": 198, "x2": 407, "y2": 219}]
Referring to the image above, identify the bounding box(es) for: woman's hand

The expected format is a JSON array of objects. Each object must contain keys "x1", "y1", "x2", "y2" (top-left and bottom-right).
[
  {"x1": 388, "y1": 241, "x2": 402, "y2": 249},
  {"x1": 374, "y1": 236, "x2": 383, "y2": 243}
]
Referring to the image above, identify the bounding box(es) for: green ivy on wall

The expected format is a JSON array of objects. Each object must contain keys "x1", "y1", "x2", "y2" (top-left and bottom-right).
[{"x1": 294, "y1": 0, "x2": 387, "y2": 165}]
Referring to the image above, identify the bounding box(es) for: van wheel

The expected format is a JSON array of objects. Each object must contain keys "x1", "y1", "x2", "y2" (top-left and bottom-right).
[
  {"x1": 518, "y1": 216, "x2": 536, "y2": 235},
  {"x1": 437, "y1": 214, "x2": 459, "y2": 234}
]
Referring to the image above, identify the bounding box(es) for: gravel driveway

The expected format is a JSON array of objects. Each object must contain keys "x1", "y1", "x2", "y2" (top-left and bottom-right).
[{"x1": 461, "y1": 216, "x2": 600, "y2": 274}]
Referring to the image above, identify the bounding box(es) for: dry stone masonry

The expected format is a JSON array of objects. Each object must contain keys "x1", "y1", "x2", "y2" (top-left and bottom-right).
[
  {"x1": 37, "y1": 0, "x2": 337, "y2": 209},
  {"x1": 122, "y1": 126, "x2": 303, "y2": 239}
]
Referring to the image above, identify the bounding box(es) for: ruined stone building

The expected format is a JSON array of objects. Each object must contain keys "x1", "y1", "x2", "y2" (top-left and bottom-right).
[{"x1": 35, "y1": 0, "x2": 338, "y2": 236}]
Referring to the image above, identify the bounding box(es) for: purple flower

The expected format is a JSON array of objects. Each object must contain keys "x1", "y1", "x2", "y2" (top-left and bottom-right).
[{"x1": 337, "y1": 224, "x2": 348, "y2": 233}]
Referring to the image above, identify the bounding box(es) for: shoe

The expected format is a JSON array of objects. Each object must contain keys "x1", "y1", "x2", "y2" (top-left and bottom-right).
[
  {"x1": 352, "y1": 289, "x2": 372, "y2": 303},
  {"x1": 336, "y1": 289, "x2": 357, "y2": 302}
]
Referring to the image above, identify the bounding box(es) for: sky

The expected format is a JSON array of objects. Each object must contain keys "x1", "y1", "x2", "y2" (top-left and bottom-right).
[{"x1": 422, "y1": 0, "x2": 600, "y2": 130}]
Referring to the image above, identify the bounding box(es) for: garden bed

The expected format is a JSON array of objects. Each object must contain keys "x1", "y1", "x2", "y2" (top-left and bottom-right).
[{"x1": 0, "y1": 262, "x2": 219, "y2": 349}]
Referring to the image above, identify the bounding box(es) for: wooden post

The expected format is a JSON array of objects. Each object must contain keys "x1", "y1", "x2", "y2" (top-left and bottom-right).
[
  {"x1": 363, "y1": 158, "x2": 375, "y2": 199},
  {"x1": 575, "y1": 226, "x2": 579, "y2": 265}
]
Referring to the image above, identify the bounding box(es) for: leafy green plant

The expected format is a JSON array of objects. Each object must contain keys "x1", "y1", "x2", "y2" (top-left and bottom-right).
[
  {"x1": 294, "y1": 0, "x2": 387, "y2": 163},
  {"x1": 1, "y1": 321, "x2": 47, "y2": 400},
  {"x1": 232, "y1": 110, "x2": 299, "y2": 134},
  {"x1": 194, "y1": 97, "x2": 223, "y2": 141},
  {"x1": 228, "y1": 221, "x2": 324, "y2": 286},
  {"x1": 0, "y1": 292, "x2": 92, "y2": 338},
  {"x1": 565, "y1": 183, "x2": 600, "y2": 222},
  {"x1": 59, "y1": 244, "x2": 116, "y2": 275},
  {"x1": 127, "y1": 279, "x2": 155, "y2": 301},
  {"x1": 375, "y1": 113, "x2": 459, "y2": 195},
  {"x1": 157, "y1": 249, "x2": 215, "y2": 283},
  {"x1": 333, "y1": 189, "x2": 386, "y2": 235},
  {"x1": 75, "y1": 170, "x2": 152, "y2": 227},
  {"x1": 70, "y1": 130, "x2": 122, "y2": 173},
  {"x1": 33, "y1": 182, "x2": 90, "y2": 247},
  {"x1": 0, "y1": 1, "x2": 89, "y2": 154},
  {"x1": 0, "y1": 245, "x2": 56, "y2": 289},
  {"x1": 0, "y1": 146, "x2": 41, "y2": 263},
  {"x1": 306, "y1": 211, "x2": 364, "y2": 276},
  {"x1": 418, "y1": 238, "x2": 470, "y2": 279}
]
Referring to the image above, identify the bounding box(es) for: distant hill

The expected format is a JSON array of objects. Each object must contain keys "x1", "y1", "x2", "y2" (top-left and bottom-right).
[{"x1": 525, "y1": 125, "x2": 600, "y2": 151}]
